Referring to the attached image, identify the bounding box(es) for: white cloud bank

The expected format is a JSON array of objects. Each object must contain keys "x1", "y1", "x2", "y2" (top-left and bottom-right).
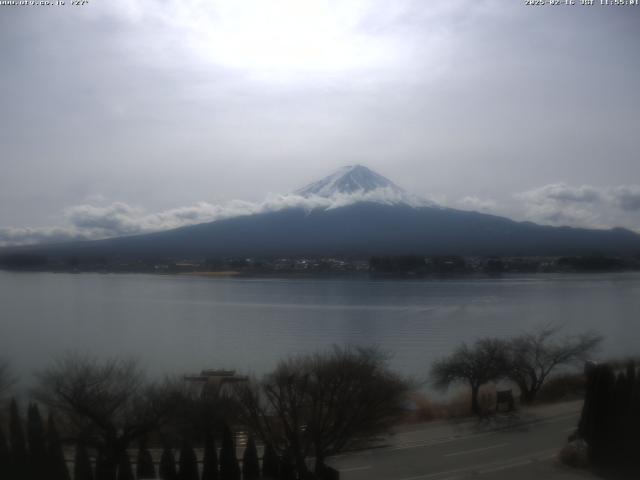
[
  {"x1": 0, "y1": 188, "x2": 427, "y2": 247},
  {"x1": 1, "y1": 183, "x2": 638, "y2": 247}
]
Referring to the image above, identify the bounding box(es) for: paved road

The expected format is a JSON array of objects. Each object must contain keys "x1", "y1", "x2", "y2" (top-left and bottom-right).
[{"x1": 328, "y1": 402, "x2": 596, "y2": 480}]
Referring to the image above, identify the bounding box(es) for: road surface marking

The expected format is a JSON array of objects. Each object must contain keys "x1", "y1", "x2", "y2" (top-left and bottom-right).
[
  {"x1": 478, "y1": 453, "x2": 556, "y2": 475},
  {"x1": 396, "y1": 448, "x2": 558, "y2": 480},
  {"x1": 389, "y1": 431, "x2": 496, "y2": 451},
  {"x1": 395, "y1": 412, "x2": 578, "y2": 437},
  {"x1": 444, "y1": 442, "x2": 510, "y2": 457},
  {"x1": 340, "y1": 465, "x2": 372, "y2": 472},
  {"x1": 388, "y1": 412, "x2": 578, "y2": 452}
]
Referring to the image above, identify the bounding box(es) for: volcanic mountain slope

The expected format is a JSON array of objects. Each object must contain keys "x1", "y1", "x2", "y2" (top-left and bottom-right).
[{"x1": 5, "y1": 166, "x2": 640, "y2": 258}]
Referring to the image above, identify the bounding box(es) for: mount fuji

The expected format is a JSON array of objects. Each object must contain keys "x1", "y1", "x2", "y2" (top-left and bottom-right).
[
  {"x1": 297, "y1": 165, "x2": 406, "y2": 198},
  {"x1": 4, "y1": 166, "x2": 640, "y2": 259},
  {"x1": 294, "y1": 164, "x2": 433, "y2": 208}
]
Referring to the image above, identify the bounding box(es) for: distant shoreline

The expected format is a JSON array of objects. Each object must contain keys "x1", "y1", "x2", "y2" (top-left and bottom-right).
[
  {"x1": 1, "y1": 252, "x2": 639, "y2": 277},
  {"x1": 2, "y1": 268, "x2": 640, "y2": 281},
  {"x1": 182, "y1": 270, "x2": 242, "y2": 277}
]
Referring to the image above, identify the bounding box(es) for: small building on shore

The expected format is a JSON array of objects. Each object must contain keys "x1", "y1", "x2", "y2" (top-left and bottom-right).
[{"x1": 184, "y1": 369, "x2": 248, "y2": 397}]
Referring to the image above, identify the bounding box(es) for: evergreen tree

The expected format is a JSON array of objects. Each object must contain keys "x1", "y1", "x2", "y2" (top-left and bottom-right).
[
  {"x1": 632, "y1": 376, "x2": 640, "y2": 466},
  {"x1": 0, "y1": 426, "x2": 10, "y2": 480},
  {"x1": 178, "y1": 440, "x2": 199, "y2": 480},
  {"x1": 27, "y1": 403, "x2": 47, "y2": 479},
  {"x1": 136, "y1": 441, "x2": 156, "y2": 479},
  {"x1": 610, "y1": 372, "x2": 629, "y2": 459},
  {"x1": 578, "y1": 364, "x2": 616, "y2": 464},
  {"x1": 242, "y1": 436, "x2": 260, "y2": 480},
  {"x1": 622, "y1": 363, "x2": 636, "y2": 421},
  {"x1": 159, "y1": 446, "x2": 178, "y2": 480},
  {"x1": 219, "y1": 425, "x2": 240, "y2": 480},
  {"x1": 9, "y1": 398, "x2": 28, "y2": 479},
  {"x1": 95, "y1": 451, "x2": 106, "y2": 480},
  {"x1": 95, "y1": 450, "x2": 117, "y2": 480},
  {"x1": 201, "y1": 432, "x2": 219, "y2": 480},
  {"x1": 261, "y1": 444, "x2": 279, "y2": 480},
  {"x1": 47, "y1": 414, "x2": 71, "y2": 480},
  {"x1": 623, "y1": 363, "x2": 639, "y2": 463},
  {"x1": 74, "y1": 443, "x2": 94, "y2": 480},
  {"x1": 116, "y1": 450, "x2": 135, "y2": 480},
  {"x1": 278, "y1": 450, "x2": 295, "y2": 480},
  {"x1": 600, "y1": 367, "x2": 620, "y2": 462},
  {"x1": 577, "y1": 362, "x2": 640, "y2": 468},
  {"x1": 625, "y1": 361, "x2": 636, "y2": 388}
]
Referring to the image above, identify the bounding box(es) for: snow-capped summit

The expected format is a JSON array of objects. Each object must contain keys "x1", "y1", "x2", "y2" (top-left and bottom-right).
[
  {"x1": 295, "y1": 165, "x2": 405, "y2": 198},
  {"x1": 294, "y1": 165, "x2": 435, "y2": 208}
]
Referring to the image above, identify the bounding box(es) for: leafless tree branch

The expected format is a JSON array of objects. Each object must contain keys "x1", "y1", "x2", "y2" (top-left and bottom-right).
[{"x1": 235, "y1": 346, "x2": 410, "y2": 477}]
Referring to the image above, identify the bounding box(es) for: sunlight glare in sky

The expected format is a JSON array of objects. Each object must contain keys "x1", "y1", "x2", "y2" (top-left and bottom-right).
[{"x1": 183, "y1": 0, "x2": 394, "y2": 73}]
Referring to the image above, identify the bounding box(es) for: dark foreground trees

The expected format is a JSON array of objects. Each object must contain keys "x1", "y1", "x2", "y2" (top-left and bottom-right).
[
  {"x1": 242, "y1": 435, "x2": 260, "y2": 480},
  {"x1": 235, "y1": 346, "x2": 410, "y2": 478},
  {"x1": 34, "y1": 353, "x2": 182, "y2": 479},
  {"x1": 178, "y1": 440, "x2": 198, "y2": 480},
  {"x1": 74, "y1": 443, "x2": 94, "y2": 480},
  {"x1": 47, "y1": 414, "x2": 71, "y2": 480},
  {"x1": 431, "y1": 338, "x2": 509, "y2": 415},
  {"x1": 431, "y1": 327, "x2": 603, "y2": 413},
  {"x1": 219, "y1": 425, "x2": 240, "y2": 480},
  {"x1": 2, "y1": 402, "x2": 70, "y2": 480},
  {"x1": 136, "y1": 441, "x2": 156, "y2": 479},
  {"x1": 0, "y1": 427, "x2": 9, "y2": 480},
  {"x1": 27, "y1": 403, "x2": 47, "y2": 478},
  {"x1": 261, "y1": 443, "x2": 279, "y2": 479},
  {"x1": 159, "y1": 446, "x2": 178, "y2": 480},
  {"x1": 201, "y1": 433, "x2": 219, "y2": 480},
  {"x1": 577, "y1": 361, "x2": 640, "y2": 473},
  {"x1": 506, "y1": 327, "x2": 602, "y2": 403},
  {"x1": 9, "y1": 398, "x2": 28, "y2": 479}
]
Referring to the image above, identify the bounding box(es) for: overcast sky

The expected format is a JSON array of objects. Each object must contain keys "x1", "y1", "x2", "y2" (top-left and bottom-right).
[{"x1": 1, "y1": 0, "x2": 639, "y2": 244}]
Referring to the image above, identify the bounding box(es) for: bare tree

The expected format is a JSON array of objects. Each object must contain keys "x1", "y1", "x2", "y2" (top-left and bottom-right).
[
  {"x1": 431, "y1": 338, "x2": 509, "y2": 415},
  {"x1": 235, "y1": 346, "x2": 411, "y2": 478},
  {"x1": 149, "y1": 375, "x2": 242, "y2": 452},
  {"x1": 506, "y1": 326, "x2": 602, "y2": 403},
  {"x1": 34, "y1": 353, "x2": 182, "y2": 478}
]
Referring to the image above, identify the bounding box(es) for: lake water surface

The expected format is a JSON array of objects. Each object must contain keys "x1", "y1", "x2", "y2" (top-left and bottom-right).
[{"x1": 1, "y1": 271, "x2": 639, "y2": 386}]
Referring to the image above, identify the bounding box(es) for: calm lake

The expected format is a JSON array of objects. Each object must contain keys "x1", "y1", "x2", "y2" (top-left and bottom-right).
[{"x1": 1, "y1": 271, "x2": 639, "y2": 387}]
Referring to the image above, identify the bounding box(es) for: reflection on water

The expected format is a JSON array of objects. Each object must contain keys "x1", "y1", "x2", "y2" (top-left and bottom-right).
[{"x1": 1, "y1": 271, "x2": 638, "y2": 386}]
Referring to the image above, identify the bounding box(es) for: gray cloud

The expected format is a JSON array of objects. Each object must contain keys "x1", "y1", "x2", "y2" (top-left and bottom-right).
[
  {"x1": 455, "y1": 196, "x2": 497, "y2": 214},
  {"x1": 610, "y1": 186, "x2": 640, "y2": 212},
  {"x1": 516, "y1": 183, "x2": 640, "y2": 231},
  {"x1": 520, "y1": 184, "x2": 602, "y2": 204},
  {"x1": 0, "y1": 226, "x2": 88, "y2": 247}
]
